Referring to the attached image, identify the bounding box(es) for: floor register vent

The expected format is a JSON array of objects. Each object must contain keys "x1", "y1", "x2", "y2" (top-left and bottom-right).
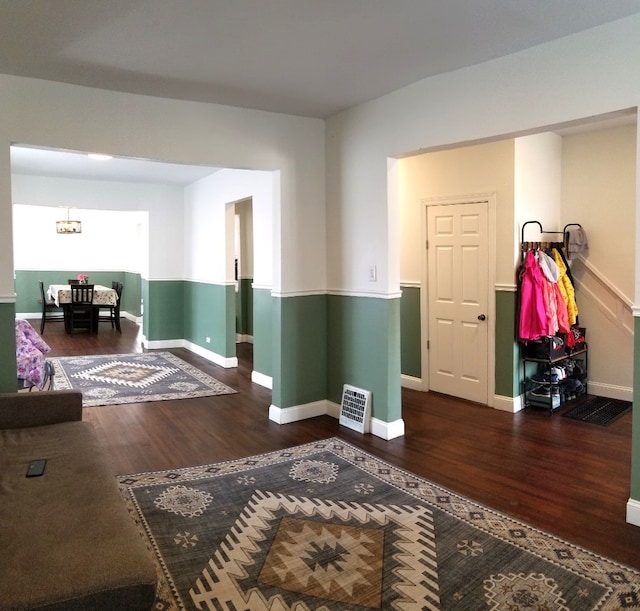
[{"x1": 339, "y1": 384, "x2": 372, "y2": 434}]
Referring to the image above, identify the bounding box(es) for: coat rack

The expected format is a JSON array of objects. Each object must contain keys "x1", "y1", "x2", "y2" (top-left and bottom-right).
[{"x1": 520, "y1": 220, "x2": 582, "y2": 253}]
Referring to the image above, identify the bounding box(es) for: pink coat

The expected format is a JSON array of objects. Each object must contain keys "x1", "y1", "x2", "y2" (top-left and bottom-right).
[{"x1": 519, "y1": 250, "x2": 548, "y2": 341}]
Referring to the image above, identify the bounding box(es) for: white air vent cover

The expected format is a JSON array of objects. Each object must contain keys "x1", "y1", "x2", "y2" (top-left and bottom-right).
[{"x1": 339, "y1": 384, "x2": 372, "y2": 434}]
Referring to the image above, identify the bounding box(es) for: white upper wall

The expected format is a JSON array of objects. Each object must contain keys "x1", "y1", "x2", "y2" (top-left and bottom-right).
[
  {"x1": 184, "y1": 168, "x2": 274, "y2": 287},
  {"x1": 514, "y1": 132, "x2": 562, "y2": 246},
  {"x1": 0, "y1": 75, "x2": 325, "y2": 300},
  {"x1": 398, "y1": 139, "x2": 515, "y2": 285},
  {"x1": 13, "y1": 203, "x2": 146, "y2": 274},
  {"x1": 236, "y1": 199, "x2": 254, "y2": 279},
  {"x1": 11, "y1": 174, "x2": 180, "y2": 278},
  {"x1": 2, "y1": 15, "x2": 640, "y2": 301},
  {"x1": 326, "y1": 14, "x2": 640, "y2": 292},
  {"x1": 562, "y1": 124, "x2": 637, "y2": 297}
]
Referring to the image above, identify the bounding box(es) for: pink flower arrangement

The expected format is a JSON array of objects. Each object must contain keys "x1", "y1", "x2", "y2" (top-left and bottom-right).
[{"x1": 77, "y1": 274, "x2": 89, "y2": 284}]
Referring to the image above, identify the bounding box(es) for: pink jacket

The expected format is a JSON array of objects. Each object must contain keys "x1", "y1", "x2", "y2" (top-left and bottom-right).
[{"x1": 519, "y1": 250, "x2": 548, "y2": 341}]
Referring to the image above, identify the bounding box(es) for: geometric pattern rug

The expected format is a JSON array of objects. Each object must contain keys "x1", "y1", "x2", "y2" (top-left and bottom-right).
[
  {"x1": 118, "y1": 438, "x2": 640, "y2": 610},
  {"x1": 50, "y1": 352, "x2": 236, "y2": 407}
]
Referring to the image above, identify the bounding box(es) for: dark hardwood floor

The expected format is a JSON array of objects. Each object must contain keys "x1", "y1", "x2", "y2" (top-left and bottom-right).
[{"x1": 35, "y1": 317, "x2": 640, "y2": 570}]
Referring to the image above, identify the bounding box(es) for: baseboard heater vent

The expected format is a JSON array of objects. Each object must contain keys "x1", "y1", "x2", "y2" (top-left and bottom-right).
[{"x1": 339, "y1": 384, "x2": 372, "y2": 434}]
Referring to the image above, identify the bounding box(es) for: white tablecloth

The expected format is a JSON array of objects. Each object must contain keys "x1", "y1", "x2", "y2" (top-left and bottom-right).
[{"x1": 48, "y1": 284, "x2": 118, "y2": 307}]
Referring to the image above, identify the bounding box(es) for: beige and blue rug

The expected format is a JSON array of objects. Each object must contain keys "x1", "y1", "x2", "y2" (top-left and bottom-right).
[
  {"x1": 51, "y1": 352, "x2": 236, "y2": 407},
  {"x1": 118, "y1": 438, "x2": 640, "y2": 610}
]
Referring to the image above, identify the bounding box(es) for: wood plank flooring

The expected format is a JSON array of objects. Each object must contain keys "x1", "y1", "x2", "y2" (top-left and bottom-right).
[{"x1": 36, "y1": 316, "x2": 640, "y2": 570}]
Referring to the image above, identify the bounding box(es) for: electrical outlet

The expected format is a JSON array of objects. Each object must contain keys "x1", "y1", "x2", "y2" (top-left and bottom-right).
[
  {"x1": 368, "y1": 265, "x2": 377, "y2": 282},
  {"x1": 205, "y1": 337, "x2": 211, "y2": 343}
]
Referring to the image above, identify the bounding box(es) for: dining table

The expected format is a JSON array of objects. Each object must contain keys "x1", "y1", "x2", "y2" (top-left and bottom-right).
[
  {"x1": 48, "y1": 284, "x2": 118, "y2": 307},
  {"x1": 48, "y1": 284, "x2": 118, "y2": 334}
]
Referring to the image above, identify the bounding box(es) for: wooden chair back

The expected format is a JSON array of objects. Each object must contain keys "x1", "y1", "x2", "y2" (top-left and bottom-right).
[{"x1": 71, "y1": 284, "x2": 95, "y2": 305}]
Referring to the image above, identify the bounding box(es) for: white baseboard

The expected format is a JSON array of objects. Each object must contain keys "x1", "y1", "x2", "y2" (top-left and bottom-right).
[
  {"x1": 493, "y1": 394, "x2": 524, "y2": 413},
  {"x1": 269, "y1": 400, "x2": 330, "y2": 424},
  {"x1": 141, "y1": 337, "x2": 181, "y2": 350},
  {"x1": 251, "y1": 371, "x2": 272, "y2": 389},
  {"x1": 16, "y1": 312, "x2": 41, "y2": 319},
  {"x1": 399, "y1": 378, "x2": 526, "y2": 414},
  {"x1": 141, "y1": 337, "x2": 238, "y2": 368},
  {"x1": 269, "y1": 399, "x2": 405, "y2": 440},
  {"x1": 121, "y1": 311, "x2": 142, "y2": 324},
  {"x1": 401, "y1": 374, "x2": 424, "y2": 391},
  {"x1": 327, "y1": 401, "x2": 341, "y2": 419},
  {"x1": 626, "y1": 498, "x2": 640, "y2": 527},
  {"x1": 19, "y1": 311, "x2": 142, "y2": 324},
  {"x1": 371, "y1": 417, "x2": 405, "y2": 440},
  {"x1": 586, "y1": 382, "x2": 633, "y2": 402},
  {"x1": 185, "y1": 340, "x2": 238, "y2": 368}
]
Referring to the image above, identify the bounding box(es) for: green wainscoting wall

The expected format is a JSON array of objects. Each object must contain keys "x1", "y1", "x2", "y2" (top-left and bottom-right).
[
  {"x1": 630, "y1": 317, "x2": 640, "y2": 500},
  {"x1": 0, "y1": 302, "x2": 17, "y2": 392},
  {"x1": 400, "y1": 286, "x2": 421, "y2": 378},
  {"x1": 236, "y1": 278, "x2": 253, "y2": 337},
  {"x1": 495, "y1": 289, "x2": 519, "y2": 398},
  {"x1": 144, "y1": 280, "x2": 185, "y2": 341},
  {"x1": 144, "y1": 279, "x2": 237, "y2": 359},
  {"x1": 184, "y1": 281, "x2": 236, "y2": 357},
  {"x1": 122, "y1": 272, "x2": 142, "y2": 317},
  {"x1": 8, "y1": 272, "x2": 523, "y2": 428},
  {"x1": 272, "y1": 294, "x2": 327, "y2": 408},
  {"x1": 328, "y1": 294, "x2": 402, "y2": 423},
  {"x1": 14, "y1": 270, "x2": 141, "y2": 318},
  {"x1": 390, "y1": 287, "x2": 521, "y2": 407},
  {"x1": 253, "y1": 288, "x2": 273, "y2": 378}
]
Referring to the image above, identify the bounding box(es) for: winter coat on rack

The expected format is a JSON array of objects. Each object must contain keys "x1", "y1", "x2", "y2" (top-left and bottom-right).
[
  {"x1": 552, "y1": 248, "x2": 578, "y2": 325},
  {"x1": 518, "y1": 250, "x2": 547, "y2": 341},
  {"x1": 538, "y1": 250, "x2": 570, "y2": 335}
]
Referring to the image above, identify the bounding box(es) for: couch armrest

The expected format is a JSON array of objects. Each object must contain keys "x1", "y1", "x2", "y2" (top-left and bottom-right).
[{"x1": 0, "y1": 391, "x2": 83, "y2": 429}]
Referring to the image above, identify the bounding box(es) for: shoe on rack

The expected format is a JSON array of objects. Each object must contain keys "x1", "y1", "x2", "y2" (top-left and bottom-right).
[
  {"x1": 531, "y1": 371, "x2": 560, "y2": 384},
  {"x1": 530, "y1": 385, "x2": 551, "y2": 398}
]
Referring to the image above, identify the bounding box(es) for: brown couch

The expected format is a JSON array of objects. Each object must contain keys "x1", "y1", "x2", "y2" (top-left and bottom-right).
[{"x1": 0, "y1": 391, "x2": 157, "y2": 610}]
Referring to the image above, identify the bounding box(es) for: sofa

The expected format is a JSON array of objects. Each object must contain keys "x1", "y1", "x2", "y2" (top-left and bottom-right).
[{"x1": 0, "y1": 390, "x2": 157, "y2": 610}]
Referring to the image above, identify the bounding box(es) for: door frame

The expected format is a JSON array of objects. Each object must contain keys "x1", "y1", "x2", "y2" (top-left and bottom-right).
[{"x1": 420, "y1": 192, "x2": 497, "y2": 407}]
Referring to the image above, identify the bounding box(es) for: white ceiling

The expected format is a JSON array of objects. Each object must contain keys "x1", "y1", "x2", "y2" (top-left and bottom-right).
[
  {"x1": 3, "y1": 0, "x2": 640, "y2": 119},
  {"x1": 10, "y1": 146, "x2": 219, "y2": 187},
  {"x1": 4, "y1": 0, "x2": 640, "y2": 185}
]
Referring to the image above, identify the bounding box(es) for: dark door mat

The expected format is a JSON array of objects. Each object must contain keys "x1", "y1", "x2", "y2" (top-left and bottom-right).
[{"x1": 562, "y1": 396, "x2": 632, "y2": 425}]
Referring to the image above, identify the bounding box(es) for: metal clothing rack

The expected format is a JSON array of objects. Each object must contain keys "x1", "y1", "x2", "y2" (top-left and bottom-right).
[{"x1": 520, "y1": 220, "x2": 582, "y2": 254}]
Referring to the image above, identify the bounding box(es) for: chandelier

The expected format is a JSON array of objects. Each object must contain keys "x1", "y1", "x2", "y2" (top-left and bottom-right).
[{"x1": 56, "y1": 208, "x2": 82, "y2": 234}]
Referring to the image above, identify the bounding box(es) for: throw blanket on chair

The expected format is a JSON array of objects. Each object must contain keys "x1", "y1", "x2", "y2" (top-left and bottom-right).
[{"x1": 16, "y1": 319, "x2": 51, "y2": 388}]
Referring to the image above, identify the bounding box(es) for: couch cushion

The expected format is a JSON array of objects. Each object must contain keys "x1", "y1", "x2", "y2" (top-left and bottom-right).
[{"x1": 0, "y1": 421, "x2": 156, "y2": 610}]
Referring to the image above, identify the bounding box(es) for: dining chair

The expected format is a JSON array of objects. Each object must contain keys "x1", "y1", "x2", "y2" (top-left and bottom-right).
[
  {"x1": 98, "y1": 281, "x2": 123, "y2": 333},
  {"x1": 68, "y1": 284, "x2": 96, "y2": 334},
  {"x1": 38, "y1": 280, "x2": 64, "y2": 334},
  {"x1": 68, "y1": 279, "x2": 80, "y2": 284}
]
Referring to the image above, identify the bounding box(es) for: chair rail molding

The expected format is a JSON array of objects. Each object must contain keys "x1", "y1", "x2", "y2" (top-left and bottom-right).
[{"x1": 572, "y1": 256, "x2": 634, "y2": 335}]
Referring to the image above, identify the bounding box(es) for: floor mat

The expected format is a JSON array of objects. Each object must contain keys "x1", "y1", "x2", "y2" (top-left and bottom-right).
[{"x1": 562, "y1": 396, "x2": 631, "y2": 425}]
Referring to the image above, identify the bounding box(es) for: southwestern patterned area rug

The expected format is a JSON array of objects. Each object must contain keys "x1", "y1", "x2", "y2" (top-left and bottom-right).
[
  {"x1": 118, "y1": 438, "x2": 640, "y2": 610},
  {"x1": 51, "y1": 352, "x2": 236, "y2": 407}
]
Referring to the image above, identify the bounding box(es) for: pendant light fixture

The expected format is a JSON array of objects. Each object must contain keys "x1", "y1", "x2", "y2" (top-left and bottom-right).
[{"x1": 56, "y1": 208, "x2": 82, "y2": 234}]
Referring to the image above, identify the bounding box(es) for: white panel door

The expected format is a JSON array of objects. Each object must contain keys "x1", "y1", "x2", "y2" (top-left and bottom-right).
[{"x1": 427, "y1": 202, "x2": 488, "y2": 403}]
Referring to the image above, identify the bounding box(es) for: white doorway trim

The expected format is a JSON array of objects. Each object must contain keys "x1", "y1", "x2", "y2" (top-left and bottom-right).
[{"x1": 420, "y1": 192, "x2": 496, "y2": 407}]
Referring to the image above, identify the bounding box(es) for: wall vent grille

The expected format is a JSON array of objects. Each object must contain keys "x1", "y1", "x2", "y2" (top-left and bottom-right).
[{"x1": 339, "y1": 384, "x2": 372, "y2": 434}]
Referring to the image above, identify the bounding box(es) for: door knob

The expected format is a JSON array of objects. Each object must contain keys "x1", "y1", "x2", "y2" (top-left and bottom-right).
[{"x1": 477, "y1": 314, "x2": 486, "y2": 321}]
